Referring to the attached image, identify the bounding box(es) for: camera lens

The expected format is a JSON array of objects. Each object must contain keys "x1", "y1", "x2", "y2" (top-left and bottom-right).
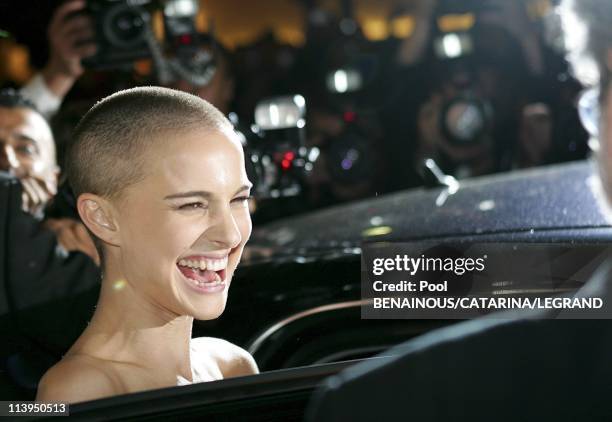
[
  {"x1": 441, "y1": 96, "x2": 492, "y2": 145},
  {"x1": 445, "y1": 100, "x2": 484, "y2": 143},
  {"x1": 103, "y1": 4, "x2": 148, "y2": 48}
]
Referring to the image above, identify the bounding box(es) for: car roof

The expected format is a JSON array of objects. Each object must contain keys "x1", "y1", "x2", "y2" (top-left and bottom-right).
[{"x1": 247, "y1": 161, "x2": 609, "y2": 258}]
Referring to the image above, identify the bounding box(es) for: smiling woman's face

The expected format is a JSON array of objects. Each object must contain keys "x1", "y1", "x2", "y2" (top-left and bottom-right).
[{"x1": 111, "y1": 127, "x2": 252, "y2": 320}]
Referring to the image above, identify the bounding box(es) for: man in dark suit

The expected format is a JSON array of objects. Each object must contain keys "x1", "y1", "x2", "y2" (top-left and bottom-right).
[
  {"x1": 307, "y1": 0, "x2": 612, "y2": 420},
  {"x1": 0, "y1": 91, "x2": 100, "y2": 398}
]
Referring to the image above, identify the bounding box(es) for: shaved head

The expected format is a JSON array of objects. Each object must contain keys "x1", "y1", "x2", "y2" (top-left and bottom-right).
[{"x1": 66, "y1": 86, "x2": 233, "y2": 200}]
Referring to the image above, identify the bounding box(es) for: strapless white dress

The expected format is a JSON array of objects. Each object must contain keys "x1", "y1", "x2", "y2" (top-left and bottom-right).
[
  {"x1": 176, "y1": 375, "x2": 192, "y2": 386},
  {"x1": 176, "y1": 342, "x2": 219, "y2": 386}
]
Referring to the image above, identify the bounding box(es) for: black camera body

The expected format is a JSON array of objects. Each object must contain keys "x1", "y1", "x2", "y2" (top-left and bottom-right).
[
  {"x1": 83, "y1": 0, "x2": 212, "y2": 85},
  {"x1": 242, "y1": 123, "x2": 310, "y2": 200},
  {"x1": 233, "y1": 96, "x2": 314, "y2": 200},
  {"x1": 83, "y1": 0, "x2": 156, "y2": 69}
]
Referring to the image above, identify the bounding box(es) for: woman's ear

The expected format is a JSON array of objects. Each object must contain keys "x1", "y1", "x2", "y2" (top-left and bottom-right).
[{"x1": 77, "y1": 193, "x2": 120, "y2": 247}]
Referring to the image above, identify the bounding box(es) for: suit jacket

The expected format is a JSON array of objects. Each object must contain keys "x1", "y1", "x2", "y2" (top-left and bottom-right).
[
  {"x1": 307, "y1": 262, "x2": 612, "y2": 422},
  {"x1": 0, "y1": 174, "x2": 100, "y2": 397}
]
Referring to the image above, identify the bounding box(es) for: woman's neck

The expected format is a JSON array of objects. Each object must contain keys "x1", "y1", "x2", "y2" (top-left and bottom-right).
[{"x1": 74, "y1": 265, "x2": 195, "y2": 382}]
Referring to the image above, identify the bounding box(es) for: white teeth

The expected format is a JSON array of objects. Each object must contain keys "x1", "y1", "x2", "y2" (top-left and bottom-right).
[
  {"x1": 194, "y1": 280, "x2": 223, "y2": 287},
  {"x1": 178, "y1": 256, "x2": 228, "y2": 272}
]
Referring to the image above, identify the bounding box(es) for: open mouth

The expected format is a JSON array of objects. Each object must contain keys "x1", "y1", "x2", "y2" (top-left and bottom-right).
[{"x1": 177, "y1": 255, "x2": 228, "y2": 291}]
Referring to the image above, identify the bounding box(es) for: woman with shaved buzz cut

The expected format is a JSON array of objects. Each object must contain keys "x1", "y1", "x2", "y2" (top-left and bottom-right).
[{"x1": 36, "y1": 87, "x2": 258, "y2": 403}]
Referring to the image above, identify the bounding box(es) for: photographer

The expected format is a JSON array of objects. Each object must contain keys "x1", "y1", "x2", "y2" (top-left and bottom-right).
[
  {"x1": 413, "y1": 20, "x2": 531, "y2": 178},
  {"x1": 384, "y1": 0, "x2": 587, "y2": 186},
  {"x1": 20, "y1": 0, "x2": 96, "y2": 119},
  {"x1": 0, "y1": 89, "x2": 97, "y2": 261},
  {"x1": 0, "y1": 90, "x2": 100, "y2": 398},
  {"x1": 168, "y1": 38, "x2": 235, "y2": 116}
]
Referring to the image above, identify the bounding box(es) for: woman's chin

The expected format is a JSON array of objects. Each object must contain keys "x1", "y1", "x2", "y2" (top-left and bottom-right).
[{"x1": 191, "y1": 302, "x2": 227, "y2": 320}]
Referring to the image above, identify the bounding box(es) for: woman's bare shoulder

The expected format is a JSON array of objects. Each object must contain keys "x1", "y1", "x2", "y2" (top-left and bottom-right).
[
  {"x1": 36, "y1": 355, "x2": 123, "y2": 403},
  {"x1": 192, "y1": 337, "x2": 259, "y2": 378}
]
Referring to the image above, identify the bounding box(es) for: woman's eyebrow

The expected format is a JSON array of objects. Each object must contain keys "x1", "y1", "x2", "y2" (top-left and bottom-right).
[
  {"x1": 164, "y1": 191, "x2": 212, "y2": 200},
  {"x1": 164, "y1": 184, "x2": 252, "y2": 200}
]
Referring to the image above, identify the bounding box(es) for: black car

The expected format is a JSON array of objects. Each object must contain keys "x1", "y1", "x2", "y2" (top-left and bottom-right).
[{"x1": 50, "y1": 159, "x2": 612, "y2": 421}]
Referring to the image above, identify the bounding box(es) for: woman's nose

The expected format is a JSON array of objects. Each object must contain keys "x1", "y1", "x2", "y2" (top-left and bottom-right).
[{"x1": 205, "y1": 207, "x2": 242, "y2": 249}]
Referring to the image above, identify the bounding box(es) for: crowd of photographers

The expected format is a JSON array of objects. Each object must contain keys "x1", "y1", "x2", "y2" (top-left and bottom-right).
[{"x1": 2, "y1": 0, "x2": 590, "y2": 219}]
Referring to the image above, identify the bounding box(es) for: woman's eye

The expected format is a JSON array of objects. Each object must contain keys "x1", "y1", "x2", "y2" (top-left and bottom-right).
[
  {"x1": 178, "y1": 202, "x2": 207, "y2": 211},
  {"x1": 231, "y1": 196, "x2": 252, "y2": 205}
]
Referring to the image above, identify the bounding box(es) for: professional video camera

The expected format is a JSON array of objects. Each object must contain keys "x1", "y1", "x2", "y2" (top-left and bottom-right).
[
  {"x1": 83, "y1": 0, "x2": 216, "y2": 87},
  {"x1": 235, "y1": 95, "x2": 317, "y2": 200}
]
